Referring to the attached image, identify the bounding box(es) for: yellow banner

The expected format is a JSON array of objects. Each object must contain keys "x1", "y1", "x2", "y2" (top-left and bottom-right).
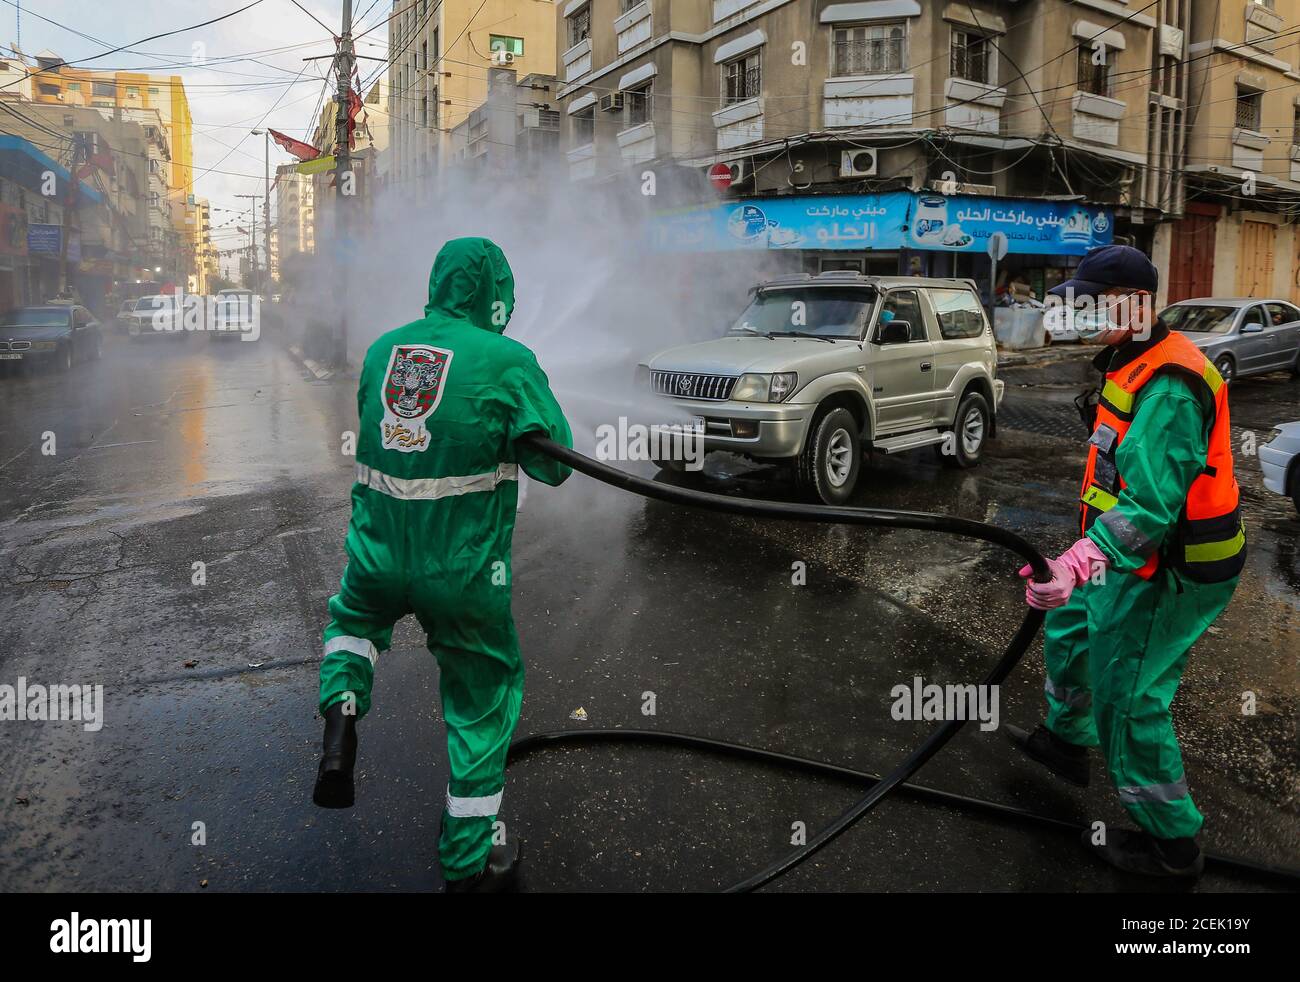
[{"x1": 295, "y1": 155, "x2": 336, "y2": 175}]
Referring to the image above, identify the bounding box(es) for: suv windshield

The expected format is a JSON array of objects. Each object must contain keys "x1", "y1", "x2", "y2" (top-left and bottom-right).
[
  {"x1": 137, "y1": 296, "x2": 176, "y2": 310},
  {"x1": 1158, "y1": 304, "x2": 1236, "y2": 334},
  {"x1": 0, "y1": 308, "x2": 71, "y2": 329},
  {"x1": 730, "y1": 288, "x2": 871, "y2": 339}
]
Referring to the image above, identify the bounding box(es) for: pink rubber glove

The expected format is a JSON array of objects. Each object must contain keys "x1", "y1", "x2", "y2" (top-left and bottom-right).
[{"x1": 1018, "y1": 537, "x2": 1108, "y2": 611}]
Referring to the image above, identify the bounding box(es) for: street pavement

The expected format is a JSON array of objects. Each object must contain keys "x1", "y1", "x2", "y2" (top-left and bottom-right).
[{"x1": 0, "y1": 329, "x2": 1295, "y2": 892}]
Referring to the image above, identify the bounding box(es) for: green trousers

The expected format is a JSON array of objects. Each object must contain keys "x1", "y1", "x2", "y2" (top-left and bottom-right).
[
  {"x1": 317, "y1": 506, "x2": 525, "y2": 882},
  {"x1": 1042, "y1": 567, "x2": 1236, "y2": 840}
]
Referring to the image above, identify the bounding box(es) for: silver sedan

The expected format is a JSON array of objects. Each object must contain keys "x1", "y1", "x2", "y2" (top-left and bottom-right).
[{"x1": 1157, "y1": 298, "x2": 1300, "y2": 383}]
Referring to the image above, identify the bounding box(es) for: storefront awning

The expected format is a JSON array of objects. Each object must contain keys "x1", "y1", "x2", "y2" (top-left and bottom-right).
[{"x1": 0, "y1": 136, "x2": 104, "y2": 204}]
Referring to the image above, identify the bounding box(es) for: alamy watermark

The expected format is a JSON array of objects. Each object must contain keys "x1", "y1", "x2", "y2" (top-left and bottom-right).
[
  {"x1": 0, "y1": 677, "x2": 104, "y2": 732},
  {"x1": 890, "y1": 676, "x2": 999, "y2": 732},
  {"x1": 595, "y1": 416, "x2": 706, "y2": 470}
]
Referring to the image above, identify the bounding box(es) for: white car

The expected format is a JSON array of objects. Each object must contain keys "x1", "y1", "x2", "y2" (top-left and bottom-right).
[
  {"x1": 127, "y1": 295, "x2": 184, "y2": 339},
  {"x1": 1259, "y1": 421, "x2": 1300, "y2": 515}
]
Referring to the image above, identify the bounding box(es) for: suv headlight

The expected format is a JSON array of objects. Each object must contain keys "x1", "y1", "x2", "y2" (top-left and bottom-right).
[{"x1": 733, "y1": 372, "x2": 798, "y2": 403}]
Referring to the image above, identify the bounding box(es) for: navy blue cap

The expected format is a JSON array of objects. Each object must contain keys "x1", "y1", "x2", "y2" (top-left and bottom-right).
[{"x1": 1048, "y1": 244, "x2": 1158, "y2": 298}]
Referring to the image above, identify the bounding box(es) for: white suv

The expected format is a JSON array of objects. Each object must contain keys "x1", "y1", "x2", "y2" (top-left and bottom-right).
[{"x1": 640, "y1": 272, "x2": 1004, "y2": 504}]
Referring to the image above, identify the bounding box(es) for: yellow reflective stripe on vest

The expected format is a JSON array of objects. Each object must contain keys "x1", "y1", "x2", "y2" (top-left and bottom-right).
[
  {"x1": 1100, "y1": 379, "x2": 1135, "y2": 414},
  {"x1": 355, "y1": 462, "x2": 519, "y2": 500},
  {"x1": 1184, "y1": 528, "x2": 1245, "y2": 564},
  {"x1": 1081, "y1": 485, "x2": 1119, "y2": 511},
  {"x1": 1201, "y1": 359, "x2": 1224, "y2": 393}
]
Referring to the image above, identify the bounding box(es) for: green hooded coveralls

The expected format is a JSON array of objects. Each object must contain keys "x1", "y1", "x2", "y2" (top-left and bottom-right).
[
  {"x1": 1042, "y1": 332, "x2": 1240, "y2": 841},
  {"x1": 318, "y1": 237, "x2": 572, "y2": 881}
]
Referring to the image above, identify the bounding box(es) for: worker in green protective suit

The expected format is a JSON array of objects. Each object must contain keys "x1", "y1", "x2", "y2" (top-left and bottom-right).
[
  {"x1": 311, "y1": 237, "x2": 572, "y2": 894},
  {"x1": 1007, "y1": 245, "x2": 1244, "y2": 880}
]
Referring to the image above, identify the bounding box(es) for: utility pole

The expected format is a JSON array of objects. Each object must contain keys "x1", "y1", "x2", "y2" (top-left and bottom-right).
[
  {"x1": 235, "y1": 193, "x2": 260, "y2": 290},
  {"x1": 252, "y1": 130, "x2": 272, "y2": 299},
  {"x1": 332, "y1": 0, "x2": 354, "y2": 366}
]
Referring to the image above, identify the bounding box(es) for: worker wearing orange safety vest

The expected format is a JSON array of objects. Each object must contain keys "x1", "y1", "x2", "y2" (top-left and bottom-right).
[{"x1": 1007, "y1": 245, "x2": 1245, "y2": 879}]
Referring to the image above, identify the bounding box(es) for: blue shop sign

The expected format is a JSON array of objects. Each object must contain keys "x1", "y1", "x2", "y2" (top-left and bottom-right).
[
  {"x1": 652, "y1": 192, "x2": 1113, "y2": 256},
  {"x1": 27, "y1": 223, "x2": 62, "y2": 255}
]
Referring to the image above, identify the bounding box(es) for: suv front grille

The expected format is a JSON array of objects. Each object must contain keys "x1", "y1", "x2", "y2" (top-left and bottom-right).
[{"x1": 651, "y1": 370, "x2": 737, "y2": 401}]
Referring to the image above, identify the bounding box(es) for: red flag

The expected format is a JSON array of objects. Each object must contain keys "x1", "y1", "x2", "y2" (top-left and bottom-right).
[
  {"x1": 347, "y1": 89, "x2": 363, "y2": 150},
  {"x1": 268, "y1": 128, "x2": 322, "y2": 161}
]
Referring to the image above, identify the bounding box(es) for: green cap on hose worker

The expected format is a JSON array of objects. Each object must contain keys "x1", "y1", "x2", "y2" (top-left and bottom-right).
[
  {"x1": 314, "y1": 236, "x2": 573, "y2": 893},
  {"x1": 1009, "y1": 243, "x2": 1243, "y2": 880}
]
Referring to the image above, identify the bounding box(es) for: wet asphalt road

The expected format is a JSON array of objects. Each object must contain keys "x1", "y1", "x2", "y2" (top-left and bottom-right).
[{"x1": 0, "y1": 331, "x2": 1295, "y2": 892}]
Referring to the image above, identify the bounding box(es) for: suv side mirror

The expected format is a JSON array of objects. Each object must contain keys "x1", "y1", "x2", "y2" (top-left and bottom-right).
[{"x1": 877, "y1": 320, "x2": 912, "y2": 345}]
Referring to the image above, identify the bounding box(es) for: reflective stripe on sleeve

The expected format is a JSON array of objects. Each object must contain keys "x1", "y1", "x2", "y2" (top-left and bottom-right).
[
  {"x1": 324, "y1": 635, "x2": 379, "y2": 667},
  {"x1": 356, "y1": 462, "x2": 519, "y2": 500},
  {"x1": 1185, "y1": 528, "x2": 1246, "y2": 564},
  {"x1": 1097, "y1": 509, "x2": 1155, "y2": 556},
  {"x1": 1099, "y1": 379, "x2": 1135, "y2": 419},
  {"x1": 1081, "y1": 485, "x2": 1119, "y2": 512},
  {"x1": 1117, "y1": 777, "x2": 1189, "y2": 804},
  {"x1": 445, "y1": 787, "x2": 503, "y2": 818}
]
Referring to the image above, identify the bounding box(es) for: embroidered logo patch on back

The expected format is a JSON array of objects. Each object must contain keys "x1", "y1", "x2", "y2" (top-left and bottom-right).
[{"x1": 380, "y1": 344, "x2": 453, "y2": 452}]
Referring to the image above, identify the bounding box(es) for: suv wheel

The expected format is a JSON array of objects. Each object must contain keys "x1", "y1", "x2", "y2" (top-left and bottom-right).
[
  {"x1": 56, "y1": 343, "x2": 73, "y2": 373},
  {"x1": 798, "y1": 407, "x2": 861, "y2": 505},
  {"x1": 943, "y1": 390, "x2": 990, "y2": 469},
  {"x1": 1214, "y1": 354, "x2": 1235, "y2": 385}
]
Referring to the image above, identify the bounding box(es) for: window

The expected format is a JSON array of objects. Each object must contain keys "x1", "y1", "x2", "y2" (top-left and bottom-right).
[
  {"x1": 421, "y1": 96, "x2": 428, "y2": 126},
  {"x1": 421, "y1": 40, "x2": 427, "y2": 70},
  {"x1": 92, "y1": 81, "x2": 115, "y2": 97},
  {"x1": 573, "y1": 106, "x2": 595, "y2": 144},
  {"x1": 1294, "y1": 106, "x2": 1300, "y2": 145},
  {"x1": 148, "y1": 86, "x2": 159, "y2": 95},
  {"x1": 568, "y1": 6, "x2": 592, "y2": 48},
  {"x1": 1077, "y1": 45, "x2": 1112, "y2": 96},
  {"x1": 880, "y1": 290, "x2": 926, "y2": 340},
  {"x1": 625, "y1": 83, "x2": 651, "y2": 127},
  {"x1": 723, "y1": 52, "x2": 762, "y2": 104},
  {"x1": 38, "y1": 83, "x2": 59, "y2": 96},
  {"x1": 930, "y1": 288, "x2": 987, "y2": 339},
  {"x1": 150, "y1": 191, "x2": 160, "y2": 206},
  {"x1": 126, "y1": 86, "x2": 139, "y2": 96},
  {"x1": 951, "y1": 29, "x2": 991, "y2": 85},
  {"x1": 490, "y1": 35, "x2": 524, "y2": 56},
  {"x1": 67, "y1": 82, "x2": 80, "y2": 92},
  {"x1": 1242, "y1": 305, "x2": 1266, "y2": 327},
  {"x1": 833, "y1": 23, "x2": 906, "y2": 76},
  {"x1": 1264, "y1": 302, "x2": 1300, "y2": 325},
  {"x1": 1236, "y1": 86, "x2": 1262, "y2": 130}
]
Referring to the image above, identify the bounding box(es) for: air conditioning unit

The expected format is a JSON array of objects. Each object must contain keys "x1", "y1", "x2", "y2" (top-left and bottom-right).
[
  {"x1": 839, "y1": 148, "x2": 877, "y2": 178},
  {"x1": 599, "y1": 91, "x2": 624, "y2": 113},
  {"x1": 491, "y1": 50, "x2": 515, "y2": 67},
  {"x1": 925, "y1": 179, "x2": 998, "y2": 196}
]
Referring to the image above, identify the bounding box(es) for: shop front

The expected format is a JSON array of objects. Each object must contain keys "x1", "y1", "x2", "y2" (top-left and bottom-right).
[{"x1": 653, "y1": 191, "x2": 1115, "y2": 305}]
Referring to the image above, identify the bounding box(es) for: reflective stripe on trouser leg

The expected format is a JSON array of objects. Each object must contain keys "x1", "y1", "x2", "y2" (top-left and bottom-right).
[
  {"x1": 318, "y1": 633, "x2": 379, "y2": 717},
  {"x1": 1085, "y1": 572, "x2": 1236, "y2": 840},
  {"x1": 1042, "y1": 588, "x2": 1100, "y2": 748},
  {"x1": 318, "y1": 560, "x2": 401, "y2": 718},
  {"x1": 432, "y1": 624, "x2": 526, "y2": 882}
]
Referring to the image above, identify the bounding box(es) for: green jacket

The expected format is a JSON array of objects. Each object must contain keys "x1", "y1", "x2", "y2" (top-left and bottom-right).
[{"x1": 1085, "y1": 372, "x2": 1209, "y2": 574}]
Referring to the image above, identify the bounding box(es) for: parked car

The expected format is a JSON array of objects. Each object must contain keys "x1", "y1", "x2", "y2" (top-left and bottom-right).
[
  {"x1": 640, "y1": 272, "x2": 1004, "y2": 504},
  {"x1": 1260, "y1": 422, "x2": 1300, "y2": 515},
  {"x1": 1157, "y1": 298, "x2": 1300, "y2": 383},
  {"x1": 112, "y1": 298, "x2": 140, "y2": 333},
  {"x1": 126, "y1": 294, "x2": 184, "y2": 339},
  {"x1": 0, "y1": 305, "x2": 102, "y2": 372}
]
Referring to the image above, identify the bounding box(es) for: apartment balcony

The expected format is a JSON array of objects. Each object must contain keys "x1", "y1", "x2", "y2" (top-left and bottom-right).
[
  {"x1": 1071, "y1": 91, "x2": 1125, "y2": 147},
  {"x1": 943, "y1": 78, "x2": 1005, "y2": 134},
  {"x1": 1232, "y1": 127, "x2": 1270, "y2": 172},
  {"x1": 823, "y1": 75, "x2": 913, "y2": 129},
  {"x1": 567, "y1": 141, "x2": 596, "y2": 181},
  {"x1": 615, "y1": 1, "x2": 652, "y2": 55},
  {"x1": 713, "y1": 98, "x2": 763, "y2": 150},
  {"x1": 617, "y1": 121, "x2": 656, "y2": 164},
  {"x1": 713, "y1": 0, "x2": 760, "y2": 23},
  {"x1": 561, "y1": 37, "x2": 592, "y2": 84}
]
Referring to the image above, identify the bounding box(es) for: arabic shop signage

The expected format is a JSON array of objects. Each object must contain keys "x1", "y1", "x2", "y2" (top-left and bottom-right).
[
  {"x1": 27, "y1": 223, "x2": 62, "y2": 256},
  {"x1": 652, "y1": 192, "x2": 1113, "y2": 256}
]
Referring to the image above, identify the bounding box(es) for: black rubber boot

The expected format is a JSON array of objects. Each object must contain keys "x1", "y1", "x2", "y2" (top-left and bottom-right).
[
  {"x1": 1082, "y1": 827, "x2": 1204, "y2": 879},
  {"x1": 444, "y1": 839, "x2": 522, "y2": 894},
  {"x1": 1005, "y1": 722, "x2": 1089, "y2": 787},
  {"x1": 312, "y1": 703, "x2": 357, "y2": 808}
]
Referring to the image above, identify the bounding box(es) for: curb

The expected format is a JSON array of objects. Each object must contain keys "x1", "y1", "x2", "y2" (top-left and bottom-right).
[{"x1": 288, "y1": 344, "x2": 335, "y2": 381}]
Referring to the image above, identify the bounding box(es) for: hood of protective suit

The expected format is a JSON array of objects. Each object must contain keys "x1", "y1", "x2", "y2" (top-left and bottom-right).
[{"x1": 423, "y1": 236, "x2": 516, "y2": 334}]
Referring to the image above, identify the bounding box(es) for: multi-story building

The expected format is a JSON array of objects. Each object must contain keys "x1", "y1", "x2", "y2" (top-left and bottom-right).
[
  {"x1": 1164, "y1": 0, "x2": 1300, "y2": 304},
  {"x1": 275, "y1": 162, "x2": 316, "y2": 261},
  {"x1": 445, "y1": 68, "x2": 561, "y2": 180},
  {"x1": 385, "y1": 0, "x2": 558, "y2": 198},
  {"x1": 550, "y1": 1, "x2": 1259, "y2": 306},
  {"x1": 23, "y1": 51, "x2": 197, "y2": 287}
]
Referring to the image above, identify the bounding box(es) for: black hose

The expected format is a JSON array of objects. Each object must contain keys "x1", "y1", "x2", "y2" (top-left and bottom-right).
[{"x1": 510, "y1": 435, "x2": 1300, "y2": 890}]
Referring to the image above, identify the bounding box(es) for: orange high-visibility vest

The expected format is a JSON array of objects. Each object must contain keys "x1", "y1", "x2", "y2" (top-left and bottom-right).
[{"x1": 1079, "y1": 329, "x2": 1246, "y2": 583}]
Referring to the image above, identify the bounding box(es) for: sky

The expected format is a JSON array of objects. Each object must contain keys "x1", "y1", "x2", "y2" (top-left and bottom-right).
[{"x1": 3, "y1": 0, "x2": 390, "y2": 274}]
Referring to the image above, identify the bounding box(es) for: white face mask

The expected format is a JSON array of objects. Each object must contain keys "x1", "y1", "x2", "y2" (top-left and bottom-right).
[{"x1": 1074, "y1": 294, "x2": 1141, "y2": 341}]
